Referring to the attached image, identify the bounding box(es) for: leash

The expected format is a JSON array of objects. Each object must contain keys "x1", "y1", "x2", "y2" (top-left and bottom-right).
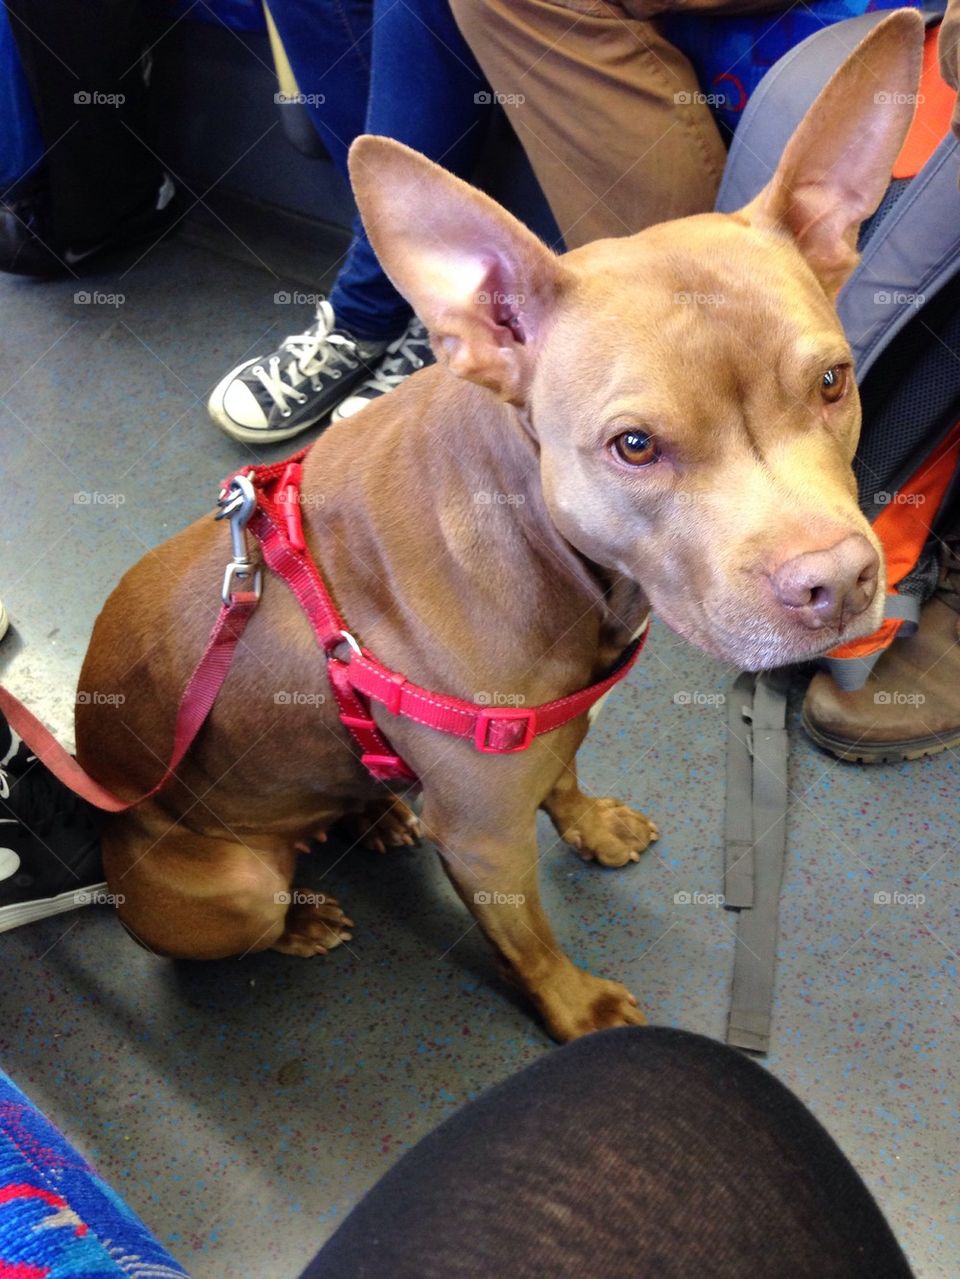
[
  {"x1": 0, "y1": 477, "x2": 263, "y2": 811},
  {"x1": 0, "y1": 450, "x2": 646, "y2": 808}
]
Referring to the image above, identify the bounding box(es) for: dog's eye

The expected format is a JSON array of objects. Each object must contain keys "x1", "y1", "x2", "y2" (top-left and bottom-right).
[
  {"x1": 820, "y1": 364, "x2": 849, "y2": 404},
  {"x1": 613, "y1": 430, "x2": 660, "y2": 467}
]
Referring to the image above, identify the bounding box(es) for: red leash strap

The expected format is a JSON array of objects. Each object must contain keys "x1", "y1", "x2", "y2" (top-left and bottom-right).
[{"x1": 0, "y1": 595, "x2": 260, "y2": 812}]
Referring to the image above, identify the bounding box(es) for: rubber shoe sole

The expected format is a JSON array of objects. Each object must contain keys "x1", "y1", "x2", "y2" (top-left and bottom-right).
[
  {"x1": 800, "y1": 711, "x2": 960, "y2": 763},
  {"x1": 208, "y1": 362, "x2": 336, "y2": 445},
  {"x1": 0, "y1": 881, "x2": 108, "y2": 933}
]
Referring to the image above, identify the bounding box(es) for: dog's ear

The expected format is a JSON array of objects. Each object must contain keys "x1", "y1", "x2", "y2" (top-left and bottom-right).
[
  {"x1": 349, "y1": 135, "x2": 569, "y2": 404},
  {"x1": 739, "y1": 10, "x2": 924, "y2": 297}
]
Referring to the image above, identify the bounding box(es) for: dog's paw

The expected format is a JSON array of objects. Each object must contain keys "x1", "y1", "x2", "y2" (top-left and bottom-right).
[
  {"x1": 539, "y1": 968, "x2": 647, "y2": 1042},
  {"x1": 271, "y1": 893, "x2": 354, "y2": 957},
  {"x1": 340, "y1": 796, "x2": 422, "y2": 854},
  {"x1": 294, "y1": 826, "x2": 329, "y2": 854},
  {"x1": 561, "y1": 796, "x2": 658, "y2": 868}
]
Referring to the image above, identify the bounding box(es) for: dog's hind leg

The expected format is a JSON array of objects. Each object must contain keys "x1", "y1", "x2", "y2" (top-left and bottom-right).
[
  {"x1": 102, "y1": 815, "x2": 353, "y2": 960},
  {"x1": 542, "y1": 758, "x2": 658, "y2": 869}
]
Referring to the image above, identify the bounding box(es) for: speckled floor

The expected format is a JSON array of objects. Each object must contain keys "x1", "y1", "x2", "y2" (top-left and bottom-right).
[{"x1": 0, "y1": 235, "x2": 957, "y2": 1278}]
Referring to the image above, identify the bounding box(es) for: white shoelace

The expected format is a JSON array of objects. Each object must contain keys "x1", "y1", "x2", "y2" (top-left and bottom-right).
[
  {"x1": 356, "y1": 324, "x2": 431, "y2": 395},
  {"x1": 252, "y1": 301, "x2": 359, "y2": 415}
]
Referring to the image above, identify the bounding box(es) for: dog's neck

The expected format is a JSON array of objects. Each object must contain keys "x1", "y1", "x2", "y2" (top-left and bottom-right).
[
  {"x1": 302, "y1": 367, "x2": 649, "y2": 677},
  {"x1": 511, "y1": 398, "x2": 650, "y2": 651}
]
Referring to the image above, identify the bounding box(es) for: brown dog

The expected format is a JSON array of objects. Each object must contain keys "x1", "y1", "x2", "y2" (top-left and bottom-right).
[{"x1": 76, "y1": 13, "x2": 922, "y2": 1041}]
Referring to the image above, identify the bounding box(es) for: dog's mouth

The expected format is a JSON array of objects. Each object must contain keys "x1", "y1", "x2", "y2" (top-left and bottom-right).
[{"x1": 656, "y1": 591, "x2": 886, "y2": 671}]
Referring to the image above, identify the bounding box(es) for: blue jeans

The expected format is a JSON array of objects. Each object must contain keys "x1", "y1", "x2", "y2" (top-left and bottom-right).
[{"x1": 265, "y1": 0, "x2": 489, "y2": 341}]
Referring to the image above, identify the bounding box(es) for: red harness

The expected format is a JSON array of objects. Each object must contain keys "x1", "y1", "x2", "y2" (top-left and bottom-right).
[{"x1": 0, "y1": 449, "x2": 646, "y2": 808}]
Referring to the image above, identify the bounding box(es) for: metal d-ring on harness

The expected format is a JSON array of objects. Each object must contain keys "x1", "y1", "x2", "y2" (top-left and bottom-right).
[{"x1": 216, "y1": 473, "x2": 263, "y2": 605}]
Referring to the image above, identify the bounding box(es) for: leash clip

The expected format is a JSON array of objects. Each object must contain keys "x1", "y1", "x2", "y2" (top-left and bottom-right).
[{"x1": 216, "y1": 473, "x2": 263, "y2": 604}]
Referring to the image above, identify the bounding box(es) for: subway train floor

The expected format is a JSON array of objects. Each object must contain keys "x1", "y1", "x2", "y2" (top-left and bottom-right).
[{"x1": 0, "y1": 232, "x2": 957, "y2": 1278}]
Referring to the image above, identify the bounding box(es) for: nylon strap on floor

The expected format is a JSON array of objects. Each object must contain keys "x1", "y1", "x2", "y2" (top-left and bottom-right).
[{"x1": 724, "y1": 672, "x2": 790, "y2": 1054}]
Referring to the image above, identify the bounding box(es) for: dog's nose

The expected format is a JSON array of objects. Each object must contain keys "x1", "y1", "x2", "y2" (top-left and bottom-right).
[{"x1": 770, "y1": 534, "x2": 879, "y2": 630}]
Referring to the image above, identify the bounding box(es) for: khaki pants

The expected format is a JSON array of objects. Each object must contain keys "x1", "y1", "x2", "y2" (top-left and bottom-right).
[{"x1": 449, "y1": 0, "x2": 729, "y2": 247}]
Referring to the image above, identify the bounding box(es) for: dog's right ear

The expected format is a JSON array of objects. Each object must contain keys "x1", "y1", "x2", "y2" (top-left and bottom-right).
[
  {"x1": 738, "y1": 9, "x2": 924, "y2": 297},
  {"x1": 348, "y1": 136, "x2": 569, "y2": 405}
]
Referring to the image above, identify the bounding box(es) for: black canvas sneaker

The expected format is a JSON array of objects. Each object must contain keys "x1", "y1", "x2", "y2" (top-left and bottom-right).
[
  {"x1": 0, "y1": 714, "x2": 106, "y2": 933},
  {"x1": 331, "y1": 317, "x2": 435, "y2": 421},
  {"x1": 208, "y1": 300, "x2": 390, "y2": 444}
]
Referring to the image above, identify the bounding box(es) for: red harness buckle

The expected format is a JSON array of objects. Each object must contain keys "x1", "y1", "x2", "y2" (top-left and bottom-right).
[
  {"x1": 361, "y1": 752, "x2": 417, "y2": 782},
  {"x1": 474, "y1": 706, "x2": 538, "y2": 754}
]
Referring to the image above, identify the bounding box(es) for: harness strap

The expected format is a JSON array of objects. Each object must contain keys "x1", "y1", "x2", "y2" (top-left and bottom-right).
[
  {"x1": 246, "y1": 501, "x2": 419, "y2": 783},
  {"x1": 0, "y1": 594, "x2": 259, "y2": 812},
  {"x1": 336, "y1": 635, "x2": 645, "y2": 758},
  {"x1": 241, "y1": 456, "x2": 648, "y2": 784}
]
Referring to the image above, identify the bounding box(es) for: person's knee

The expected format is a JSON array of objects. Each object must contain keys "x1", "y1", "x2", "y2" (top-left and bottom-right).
[{"x1": 545, "y1": 1025, "x2": 768, "y2": 1123}]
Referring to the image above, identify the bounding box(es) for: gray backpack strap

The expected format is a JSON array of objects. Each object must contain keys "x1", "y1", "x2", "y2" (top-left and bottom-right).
[
  {"x1": 725, "y1": 674, "x2": 790, "y2": 1054},
  {"x1": 838, "y1": 133, "x2": 960, "y2": 380},
  {"x1": 821, "y1": 593, "x2": 922, "y2": 690},
  {"x1": 724, "y1": 673, "x2": 756, "y2": 909}
]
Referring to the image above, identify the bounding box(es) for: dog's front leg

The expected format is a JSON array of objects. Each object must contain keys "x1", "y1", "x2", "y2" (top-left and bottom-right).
[{"x1": 422, "y1": 798, "x2": 645, "y2": 1042}]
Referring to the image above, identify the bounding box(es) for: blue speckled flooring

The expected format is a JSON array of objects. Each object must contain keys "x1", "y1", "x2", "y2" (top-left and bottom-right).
[{"x1": 0, "y1": 235, "x2": 957, "y2": 1278}]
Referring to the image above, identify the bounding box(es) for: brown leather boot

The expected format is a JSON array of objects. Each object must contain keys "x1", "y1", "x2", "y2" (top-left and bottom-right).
[{"x1": 802, "y1": 537, "x2": 960, "y2": 762}]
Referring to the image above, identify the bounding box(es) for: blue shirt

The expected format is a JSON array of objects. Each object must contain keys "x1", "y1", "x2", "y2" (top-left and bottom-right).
[{"x1": 663, "y1": 0, "x2": 924, "y2": 135}]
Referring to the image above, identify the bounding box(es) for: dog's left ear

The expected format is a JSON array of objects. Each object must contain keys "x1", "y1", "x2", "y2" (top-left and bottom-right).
[
  {"x1": 349, "y1": 135, "x2": 569, "y2": 405},
  {"x1": 740, "y1": 9, "x2": 924, "y2": 297}
]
